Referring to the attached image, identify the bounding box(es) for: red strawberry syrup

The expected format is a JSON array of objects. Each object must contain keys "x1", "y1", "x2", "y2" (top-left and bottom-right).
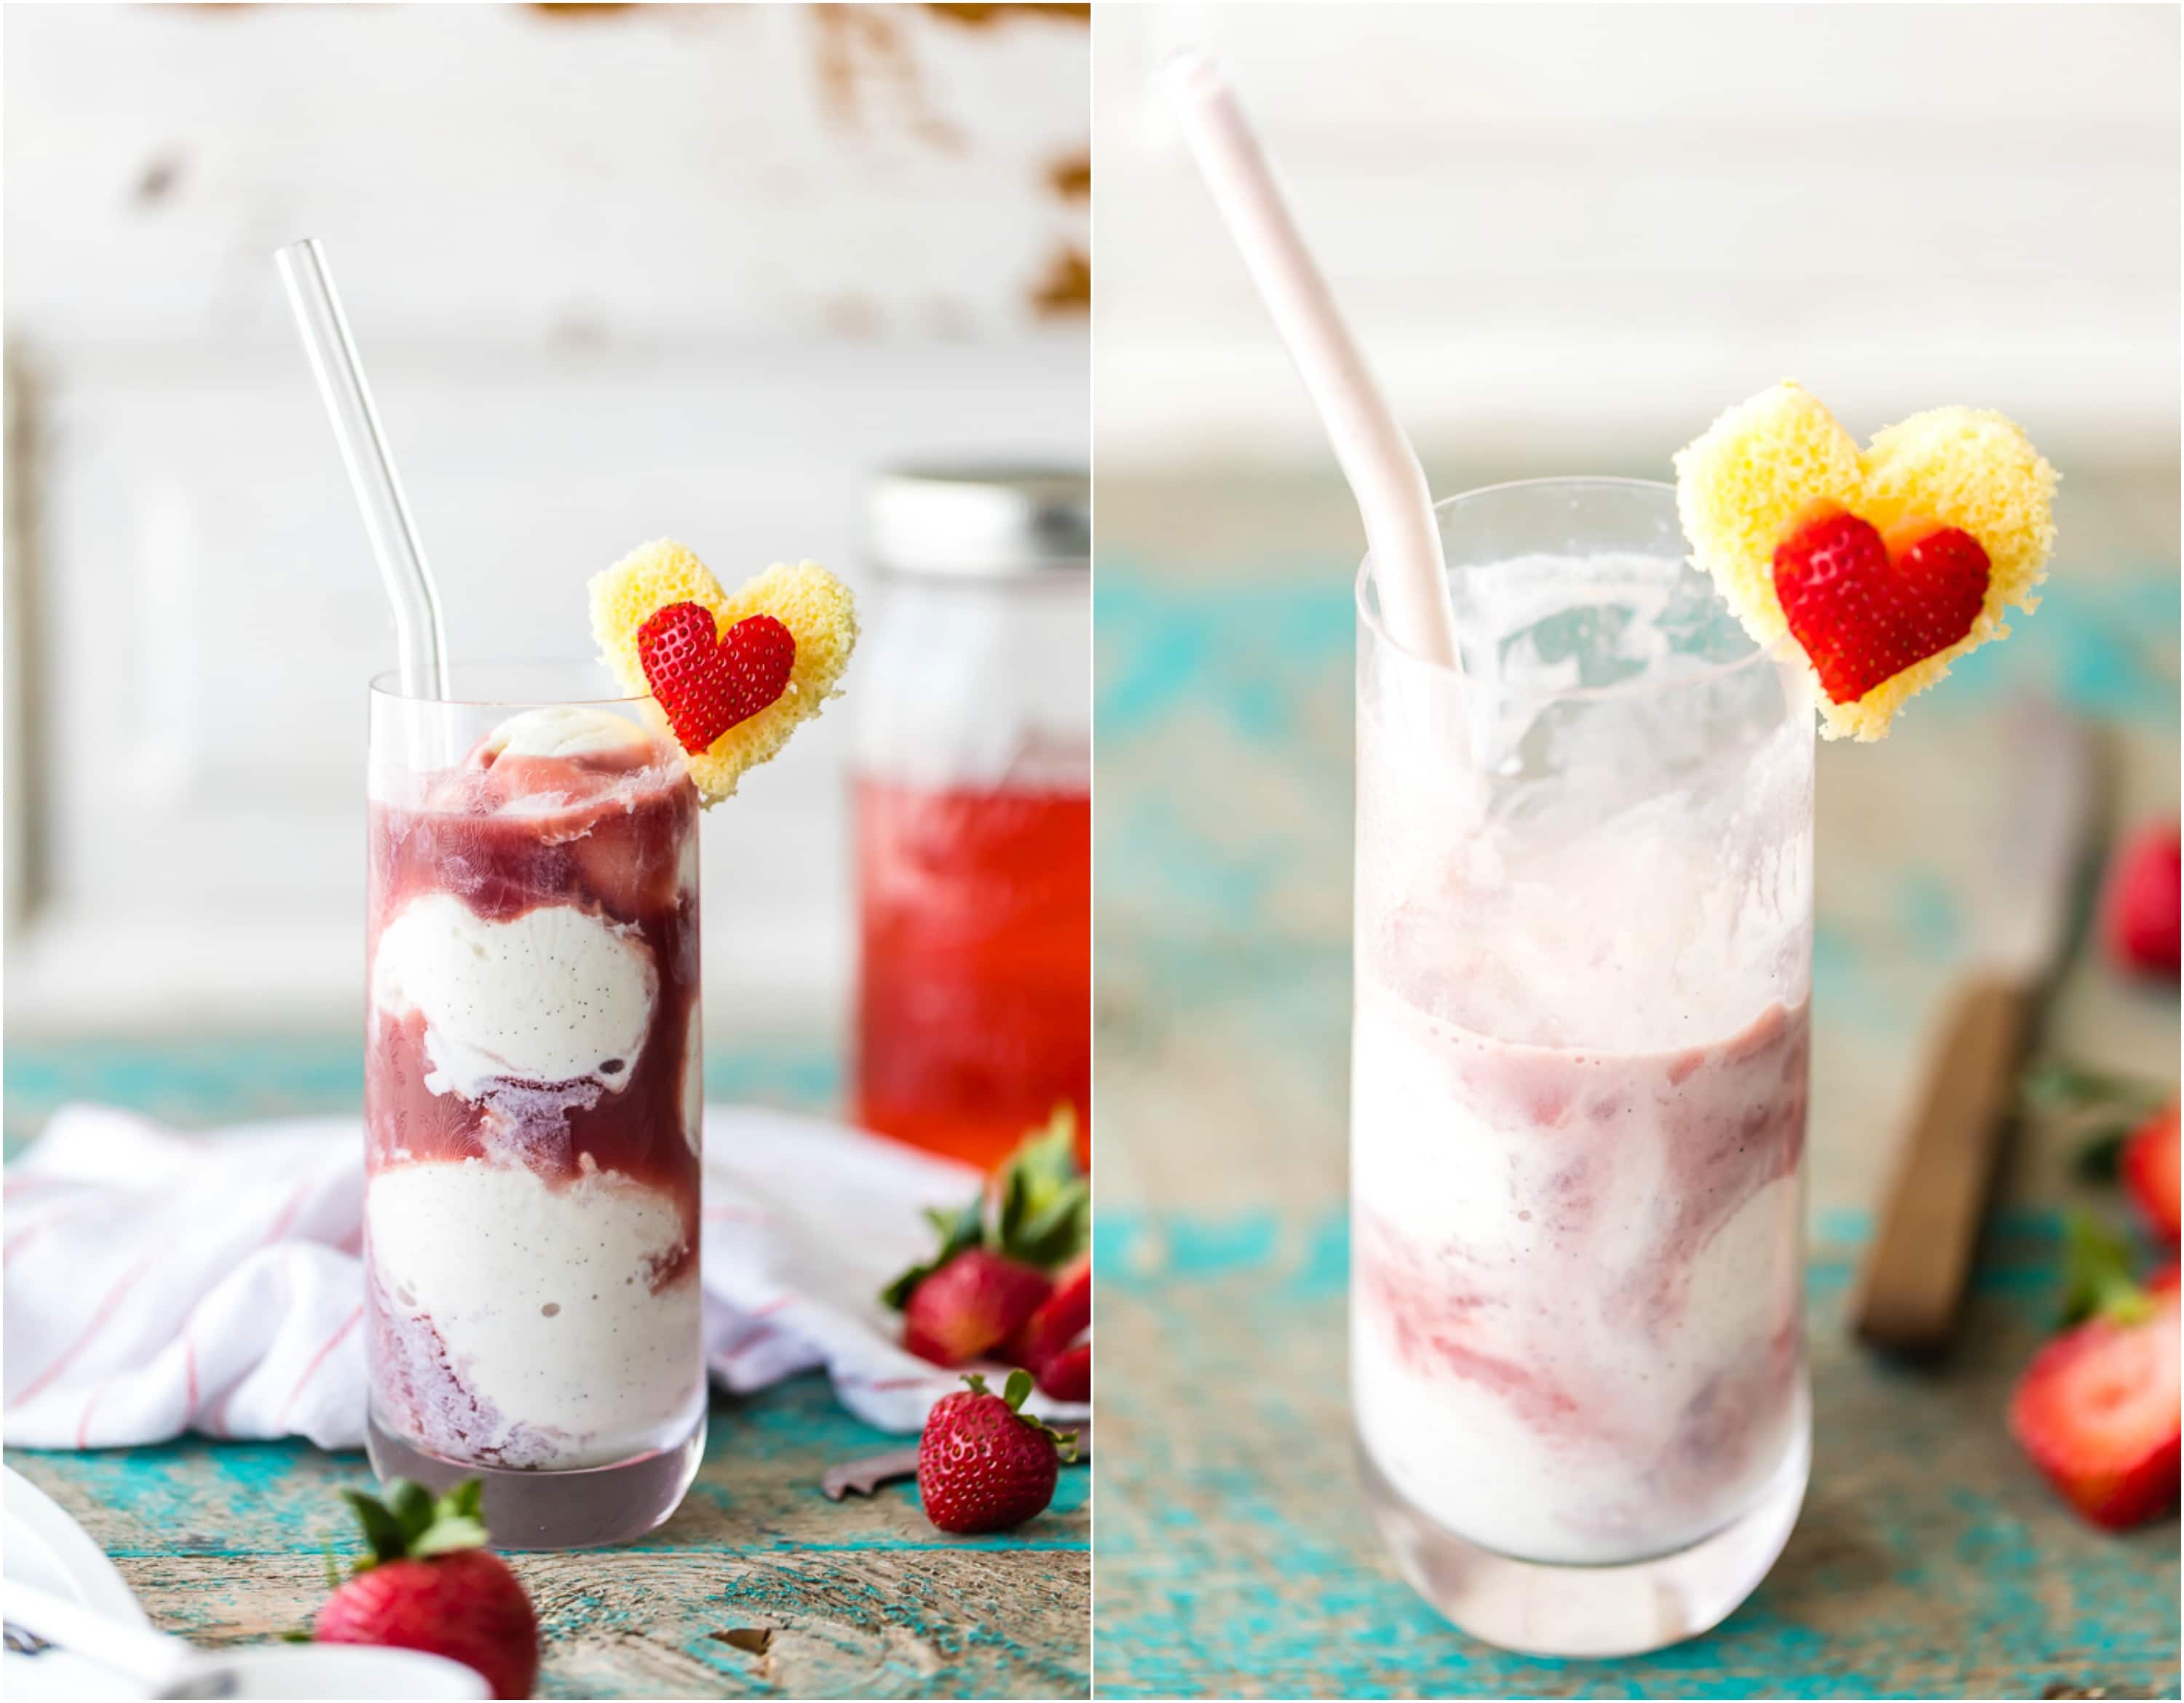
[{"x1": 853, "y1": 778, "x2": 1091, "y2": 1171}]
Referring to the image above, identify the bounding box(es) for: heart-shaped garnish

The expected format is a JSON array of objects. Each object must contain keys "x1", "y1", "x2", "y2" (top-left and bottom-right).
[
  {"x1": 636, "y1": 601, "x2": 796, "y2": 754},
  {"x1": 1675, "y1": 382, "x2": 2056, "y2": 740},
  {"x1": 1773, "y1": 508, "x2": 1990, "y2": 705},
  {"x1": 590, "y1": 542, "x2": 858, "y2": 805}
]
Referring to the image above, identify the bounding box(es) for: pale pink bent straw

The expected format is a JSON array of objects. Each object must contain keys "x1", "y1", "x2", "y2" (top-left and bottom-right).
[{"x1": 1160, "y1": 50, "x2": 1463, "y2": 677}]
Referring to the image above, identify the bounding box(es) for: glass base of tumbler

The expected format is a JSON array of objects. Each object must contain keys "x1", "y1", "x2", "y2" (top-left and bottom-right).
[
  {"x1": 1358, "y1": 1408, "x2": 1808, "y2": 1659},
  {"x1": 366, "y1": 1410, "x2": 706, "y2": 1551}
]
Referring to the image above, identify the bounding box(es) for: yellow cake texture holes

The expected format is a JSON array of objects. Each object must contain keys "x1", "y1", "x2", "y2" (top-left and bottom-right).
[
  {"x1": 589, "y1": 540, "x2": 859, "y2": 805},
  {"x1": 1673, "y1": 382, "x2": 2057, "y2": 743}
]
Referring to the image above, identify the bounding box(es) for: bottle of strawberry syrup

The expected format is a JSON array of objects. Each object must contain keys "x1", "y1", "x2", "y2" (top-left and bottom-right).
[{"x1": 853, "y1": 468, "x2": 1091, "y2": 1172}]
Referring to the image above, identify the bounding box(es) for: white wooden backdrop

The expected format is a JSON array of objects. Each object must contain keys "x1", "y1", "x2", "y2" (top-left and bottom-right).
[
  {"x1": 4, "y1": 2, "x2": 1089, "y2": 1037},
  {"x1": 1096, "y1": 2, "x2": 2179, "y2": 470}
]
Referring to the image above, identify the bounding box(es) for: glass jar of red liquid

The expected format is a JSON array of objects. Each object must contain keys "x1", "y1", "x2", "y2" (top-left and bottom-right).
[{"x1": 853, "y1": 467, "x2": 1091, "y2": 1172}]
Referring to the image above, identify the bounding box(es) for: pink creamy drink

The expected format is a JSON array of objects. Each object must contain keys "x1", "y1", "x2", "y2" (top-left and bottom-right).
[
  {"x1": 363, "y1": 688, "x2": 704, "y2": 1526},
  {"x1": 1352, "y1": 478, "x2": 1815, "y2": 1655},
  {"x1": 1352, "y1": 988, "x2": 1808, "y2": 1565}
]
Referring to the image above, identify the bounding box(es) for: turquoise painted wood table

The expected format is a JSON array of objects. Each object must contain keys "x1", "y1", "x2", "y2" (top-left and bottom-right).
[
  {"x1": 1092, "y1": 465, "x2": 2181, "y2": 1700},
  {"x1": 3, "y1": 1038, "x2": 1090, "y2": 1701}
]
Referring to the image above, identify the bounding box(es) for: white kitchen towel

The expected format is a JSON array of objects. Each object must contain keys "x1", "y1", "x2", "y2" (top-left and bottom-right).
[{"x1": 3, "y1": 1102, "x2": 1081, "y2": 1450}]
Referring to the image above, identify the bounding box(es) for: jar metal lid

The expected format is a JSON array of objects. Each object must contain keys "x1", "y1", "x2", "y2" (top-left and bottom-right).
[{"x1": 866, "y1": 465, "x2": 1089, "y2": 579}]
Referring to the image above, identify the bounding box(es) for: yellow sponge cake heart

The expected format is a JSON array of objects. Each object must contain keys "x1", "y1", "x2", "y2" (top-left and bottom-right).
[
  {"x1": 590, "y1": 540, "x2": 858, "y2": 805},
  {"x1": 1674, "y1": 382, "x2": 2057, "y2": 741}
]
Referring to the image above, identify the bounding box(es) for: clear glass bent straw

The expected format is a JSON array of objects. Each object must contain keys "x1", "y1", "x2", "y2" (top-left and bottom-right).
[{"x1": 275, "y1": 237, "x2": 449, "y2": 702}]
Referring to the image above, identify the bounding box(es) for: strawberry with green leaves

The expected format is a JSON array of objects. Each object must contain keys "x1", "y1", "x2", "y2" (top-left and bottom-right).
[
  {"x1": 885, "y1": 1112, "x2": 1090, "y2": 1375},
  {"x1": 918, "y1": 1370, "x2": 1080, "y2": 1534},
  {"x1": 312, "y1": 1479, "x2": 539, "y2": 1700},
  {"x1": 2008, "y1": 1215, "x2": 2180, "y2": 1530}
]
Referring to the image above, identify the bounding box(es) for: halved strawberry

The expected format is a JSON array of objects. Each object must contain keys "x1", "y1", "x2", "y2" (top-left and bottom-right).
[
  {"x1": 2009, "y1": 1220, "x2": 2181, "y2": 1529},
  {"x1": 1007, "y1": 1252, "x2": 1089, "y2": 1372},
  {"x1": 636, "y1": 604, "x2": 795, "y2": 755},
  {"x1": 2122, "y1": 1102, "x2": 2181, "y2": 1244},
  {"x1": 1772, "y1": 507, "x2": 1990, "y2": 706},
  {"x1": 1037, "y1": 1340, "x2": 1090, "y2": 1404}
]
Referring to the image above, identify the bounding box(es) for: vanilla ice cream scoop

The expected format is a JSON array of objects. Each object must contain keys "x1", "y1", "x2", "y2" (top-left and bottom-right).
[
  {"x1": 480, "y1": 704, "x2": 654, "y2": 762},
  {"x1": 373, "y1": 893, "x2": 657, "y2": 1097}
]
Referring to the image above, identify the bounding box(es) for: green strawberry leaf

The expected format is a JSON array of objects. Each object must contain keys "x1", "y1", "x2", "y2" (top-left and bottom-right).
[
  {"x1": 340, "y1": 1479, "x2": 491, "y2": 1570},
  {"x1": 882, "y1": 1192, "x2": 985, "y2": 1311},
  {"x1": 2073, "y1": 1119, "x2": 2140, "y2": 1183},
  {"x1": 2060, "y1": 1210, "x2": 2153, "y2": 1327},
  {"x1": 2023, "y1": 1059, "x2": 2171, "y2": 1118},
  {"x1": 993, "y1": 1110, "x2": 1088, "y2": 1268},
  {"x1": 387, "y1": 1479, "x2": 436, "y2": 1544},
  {"x1": 883, "y1": 1110, "x2": 1088, "y2": 1311},
  {"x1": 340, "y1": 1488, "x2": 411, "y2": 1569}
]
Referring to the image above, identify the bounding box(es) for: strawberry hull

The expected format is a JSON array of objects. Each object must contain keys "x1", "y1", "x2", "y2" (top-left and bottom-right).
[{"x1": 363, "y1": 707, "x2": 705, "y2": 1476}]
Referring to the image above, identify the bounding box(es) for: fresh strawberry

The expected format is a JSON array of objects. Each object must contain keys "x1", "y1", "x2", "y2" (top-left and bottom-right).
[
  {"x1": 1008, "y1": 1252, "x2": 1090, "y2": 1371},
  {"x1": 2103, "y1": 823, "x2": 2181, "y2": 980},
  {"x1": 2009, "y1": 1216, "x2": 2181, "y2": 1530},
  {"x1": 635, "y1": 601, "x2": 795, "y2": 754},
  {"x1": 312, "y1": 1479, "x2": 539, "y2": 1699},
  {"x1": 901, "y1": 1247, "x2": 1051, "y2": 1367},
  {"x1": 884, "y1": 1110, "x2": 1089, "y2": 1367},
  {"x1": 2123, "y1": 1102, "x2": 2181, "y2": 1244},
  {"x1": 917, "y1": 1370, "x2": 1078, "y2": 1534},
  {"x1": 1038, "y1": 1340, "x2": 1091, "y2": 1403},
  {"x1": 1772, "y1": 507, "x2": 1989, "y2": 704}
]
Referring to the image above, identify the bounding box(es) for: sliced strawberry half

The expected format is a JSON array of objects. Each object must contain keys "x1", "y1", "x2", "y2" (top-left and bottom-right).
[
  {"x1": 2009, "y1": 1222, "x2": 2182, "y2": 1530},
  {"x1": 2123, "y1": 1102, "x2": 2181, "y2": 1245},
  {"x1": 636, "y1": 601, "x2": 796, "y2": 754},
  {"x1": 1007, "y1": 1252, "x2": 1089, "y2": 1372},
  {"x1": 1037, "y1": 1340, "x2": 1090, "y2": 1404},
  {"x1": 1773, "y1": 507, "x2": 1990, "y2": 704}
]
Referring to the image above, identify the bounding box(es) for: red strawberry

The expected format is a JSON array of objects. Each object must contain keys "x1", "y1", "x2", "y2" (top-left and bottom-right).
[
  {"x1": 312, "y1": 1479, "x2": 539, "y2": 1699},
  {"x1": 2123, "y1": 1102, "x2": 2181, "y2": 1244},
  {"x1": 1038, "y1": 1340, "x2": 1091, "y2": 1403},
  {"x1": 883, "y1": 1114, "x2": 1089, "y2": 1364},
  {"x1": 901, "y1": 1247, "x2": 1051, "y2": 1367},
  {"x1": 1007, "y1": 1252, "x2": 1090, "y2": 1372},
  {"x1": 917, "y1": 1370, "x2": 1077, "y2": 1534},
  {"x1": 1773, "y1": 508, "x2": 1990, "y2": 704},
  {"x1": 636, "y1": 601, "x2": 795, "y2": 754},
  {"x1": 2009, "y1": 1281, "x2": 2180, "y2": 1530},
  {"x1": 2102, "y1": 823, "x2": 2182, "y2": 980}
]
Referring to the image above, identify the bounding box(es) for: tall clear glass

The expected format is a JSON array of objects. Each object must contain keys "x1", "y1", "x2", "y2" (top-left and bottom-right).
[
  {"x1": 365, "y1": 664, "x2": 705, "y2": 1549},
  {"x1": 1351, "y1": 479, "x2": 1814, "y2": 1656}
]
